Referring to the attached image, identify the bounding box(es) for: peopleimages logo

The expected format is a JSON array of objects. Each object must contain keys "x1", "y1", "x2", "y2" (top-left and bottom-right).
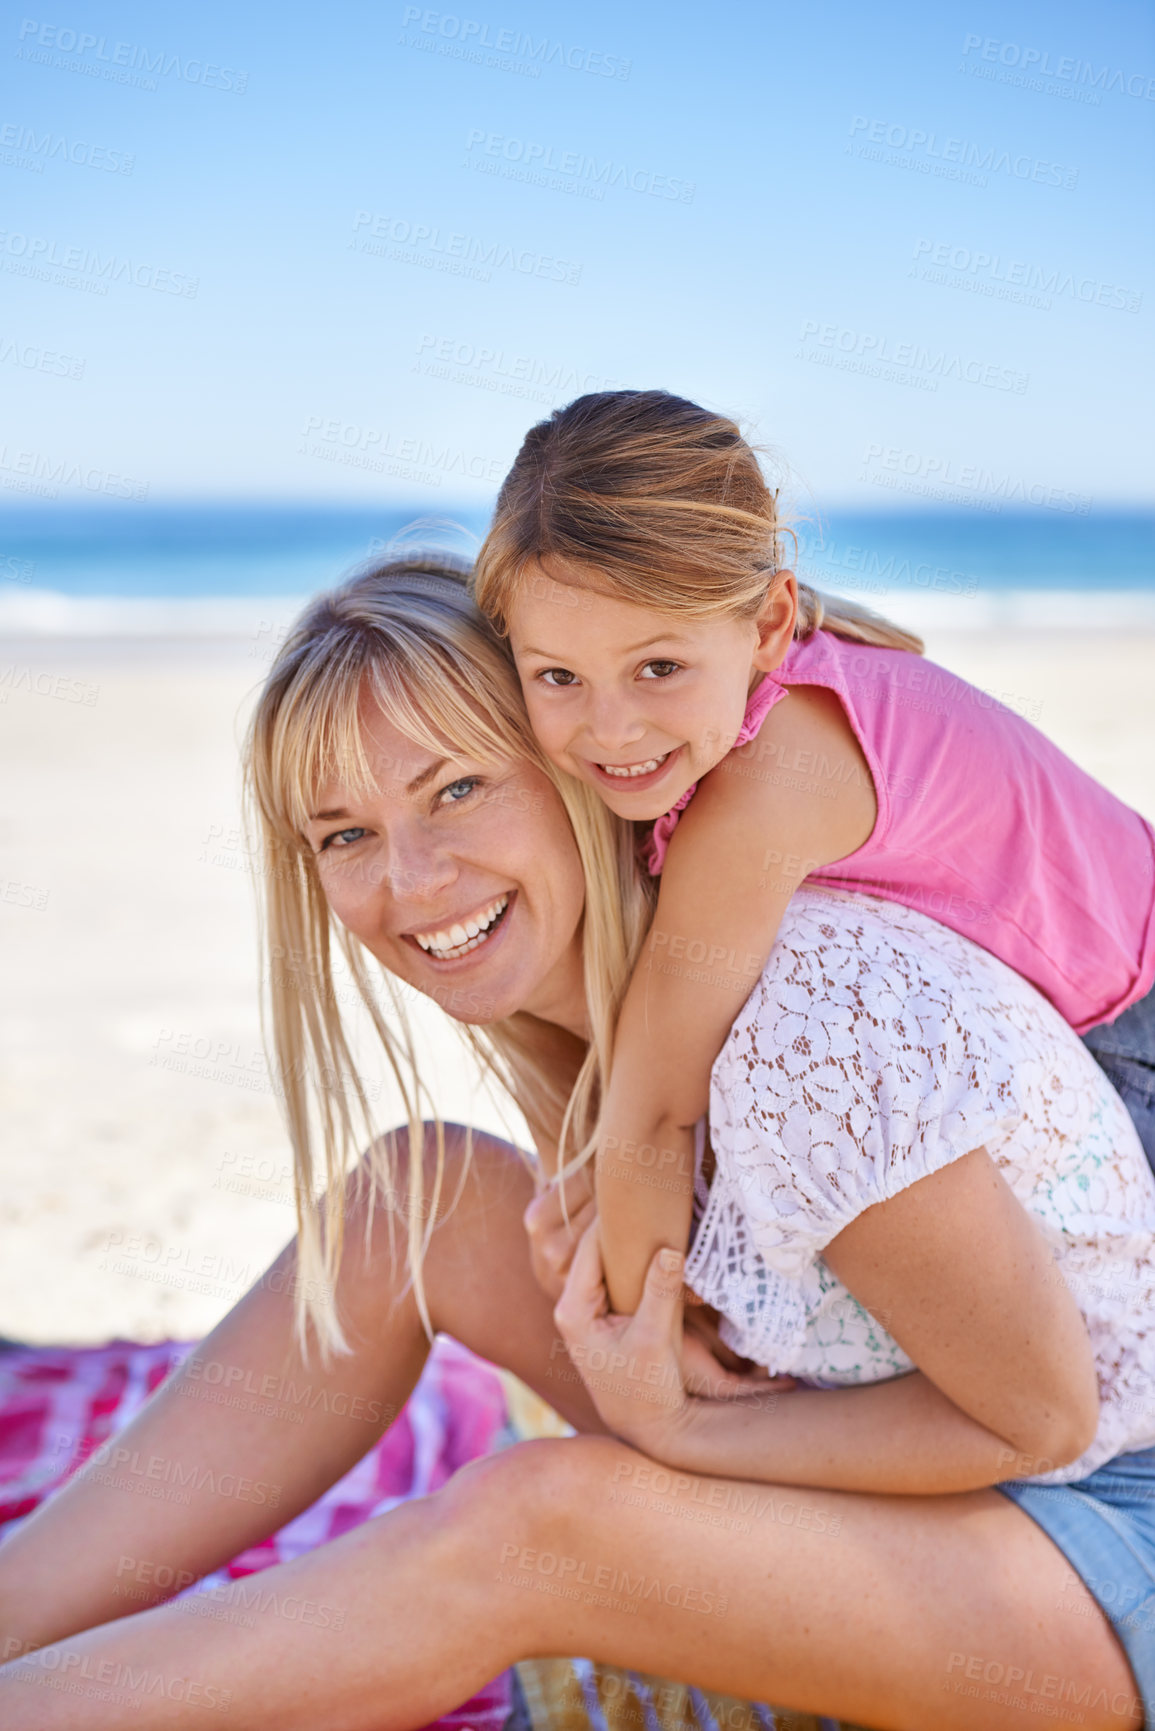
[
  {"x1": 961, "y1": 34, "x2": 1154, "y2": 100},
  {"x1": 413, "y1": 333, "x2": 627, "y2": 406},
  {"x1": 464, "y1": 130, "x2": 694, "y2": 202},
  {"x1": 848, "y1": 117, "x2": 1078, "y2": 188},
  {"x1": 797, "y1": 319, "x2": 1028, "y2": 394},
  {"x1": 15, "y1": 18, "x2": 248, "y2": 91},
  {"x1": 0, "y1": 230, "x2": 198, "y2": 298},
  {"x1": 350, "y1": 210, "x2": 581, "y2": 287},
  {"x1": 860, "y1": 443, "x2": 1092, "y2": 515},
  {"x1": 0, "y1": 122, "x2": 133, "y2": 173},
  {"x1": 911, "y1": 239, "x2": 1142, "y2": 314},
  {"x1": 398, "y1": 7, "x2": 631, "y2": 79}
]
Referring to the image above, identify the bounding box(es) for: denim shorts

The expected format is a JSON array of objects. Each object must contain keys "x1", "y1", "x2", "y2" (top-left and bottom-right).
[
  {"x1": 1083, "y1": 979, "x2": 1155, "y2": 1172},
  {"x1": 999, "y1": 1447, "x2": 1155, "y2": 1726}
]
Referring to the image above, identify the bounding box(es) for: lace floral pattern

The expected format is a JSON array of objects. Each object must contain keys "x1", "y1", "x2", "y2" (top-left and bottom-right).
[{"x1": 685, "y1": 888, "x2": 1155, "y2": 1483}]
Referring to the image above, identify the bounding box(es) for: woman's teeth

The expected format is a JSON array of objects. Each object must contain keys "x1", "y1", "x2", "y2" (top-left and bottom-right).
[
  {"x1": 413, "y1": 894, "x2": 509, "y2": 960},
  {"x1": 599, "y1": 753, "x2": 670, "y2": 779}
]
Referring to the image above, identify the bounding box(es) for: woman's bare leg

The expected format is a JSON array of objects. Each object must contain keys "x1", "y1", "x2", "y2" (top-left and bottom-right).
[
  {"x1": 0, "y1": 1126, "x2": 604, "y2": 1653},
  {"x1": 0, "y1": 1436, "x2": 1140, "y2": 1731}
]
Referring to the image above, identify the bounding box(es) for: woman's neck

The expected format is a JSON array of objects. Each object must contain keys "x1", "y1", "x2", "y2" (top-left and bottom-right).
[{"x1": 522, "y1": 945, "x2": 590, "y2": 1043}]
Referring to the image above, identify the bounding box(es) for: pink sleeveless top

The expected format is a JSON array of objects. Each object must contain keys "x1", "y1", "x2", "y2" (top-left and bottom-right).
[{"x1": 644, "y1": 630, "x2": 1155, "y2": 1033}]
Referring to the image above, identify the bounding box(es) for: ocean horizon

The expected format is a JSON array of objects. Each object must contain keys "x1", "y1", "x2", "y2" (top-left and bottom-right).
[{"x1": 0, "y1": 503, "x2": 1151, "y2": 636}]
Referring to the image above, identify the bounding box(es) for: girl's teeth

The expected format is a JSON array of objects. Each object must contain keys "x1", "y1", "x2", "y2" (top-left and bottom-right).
[{"x1": 602, "y1": 754, "x2": 667, "y2": 779}]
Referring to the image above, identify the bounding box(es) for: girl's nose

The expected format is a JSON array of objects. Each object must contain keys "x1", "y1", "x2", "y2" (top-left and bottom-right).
[{"x1": 587, "y1": 691, "x2": 646, "y2": 756}]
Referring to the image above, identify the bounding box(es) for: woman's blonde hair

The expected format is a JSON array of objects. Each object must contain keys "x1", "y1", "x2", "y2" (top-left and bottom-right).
[
  {"x1": 474, "y1": 389, "x2": 923, "y2": 654},
  {"x1": 244, "y1": 557, "x2": 653, "y2": 1359}
]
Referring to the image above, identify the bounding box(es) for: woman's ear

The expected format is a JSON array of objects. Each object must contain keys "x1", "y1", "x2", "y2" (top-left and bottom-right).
[{"x1": 751, "y1": 572, "x2": 798, "y2": 673}]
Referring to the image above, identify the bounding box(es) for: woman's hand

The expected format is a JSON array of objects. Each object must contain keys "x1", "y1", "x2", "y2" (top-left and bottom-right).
[
  {"x1": 681, "y1": 1302, "x2": 794, "y2": 1401},
  {"x1": 554, "y1": 1226, "x2": 794, "y2": 1451},
  {"x1": 523, "y1": 1167, "x2": 596, "y2": 1300},
  {"x1": 553, "y1": 1224, "x2": 691, "y2": 1451}
]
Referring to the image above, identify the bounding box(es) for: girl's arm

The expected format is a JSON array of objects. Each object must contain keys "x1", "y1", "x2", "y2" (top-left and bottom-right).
[
  {"x1": 596, "y1": 685, "x2": 877, "y2": 1313},
  {"x1": 565, "y1": 1150, "x2": 1101, "y2": 1495},
  {"x1": 594, "y1": 821, "x2": 797, "y2": 1314}
]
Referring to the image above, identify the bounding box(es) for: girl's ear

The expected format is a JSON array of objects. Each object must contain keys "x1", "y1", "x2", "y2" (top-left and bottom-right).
[{"x1": 751, "y1": 572, "x2": 798, "y2": 673}]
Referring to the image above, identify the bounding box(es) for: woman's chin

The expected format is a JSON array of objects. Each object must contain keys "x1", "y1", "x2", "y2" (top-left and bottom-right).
[{"x1": 399, "y1": 943, "x2": 528, "y2": 1027}]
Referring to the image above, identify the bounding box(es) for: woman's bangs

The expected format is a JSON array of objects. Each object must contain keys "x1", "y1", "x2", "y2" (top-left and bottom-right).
[{"x1": 280, "y1": 640, "x2": 524, "y2": 838}]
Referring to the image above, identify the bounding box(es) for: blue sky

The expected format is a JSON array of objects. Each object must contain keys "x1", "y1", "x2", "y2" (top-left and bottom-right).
[{"x1": 2, "y1": 0, "x2": 1152, "y2": 510}]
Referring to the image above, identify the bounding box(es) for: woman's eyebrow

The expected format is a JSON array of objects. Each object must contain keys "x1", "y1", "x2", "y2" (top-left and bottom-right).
[
  {"x1": 405, "y1": 757, "x2": 448, "y2": 796},
  {"x1": 308, "y1": 758, "x2": 450, "y2": 822}
]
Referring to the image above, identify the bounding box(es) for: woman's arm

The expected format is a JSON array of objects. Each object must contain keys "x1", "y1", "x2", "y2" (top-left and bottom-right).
[
  {"x1": 597, "y1": 688, "x2": 875, "y2": 1314},
  {"x1": 560, "y1": 1149, "x2": 1101, "y2": 1495}
]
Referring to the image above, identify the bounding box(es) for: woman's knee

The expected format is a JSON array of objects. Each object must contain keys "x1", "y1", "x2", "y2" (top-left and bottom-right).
[
  {"x1": 351, "y1": 1121, "x2": 528, "y2": 1235},
  {"x1": 440, "y1": 1437, "x2": 637, "y2": 1566}
]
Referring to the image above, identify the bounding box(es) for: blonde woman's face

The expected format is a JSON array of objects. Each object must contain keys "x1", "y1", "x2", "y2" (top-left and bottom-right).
[{"x1": 303, "y1": 696, "x2": 589, "y2": 1037}]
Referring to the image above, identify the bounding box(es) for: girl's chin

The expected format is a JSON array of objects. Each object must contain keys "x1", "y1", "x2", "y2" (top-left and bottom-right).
[{"x1": 603, "y1": 786, "x2": 696, "y2": 823}]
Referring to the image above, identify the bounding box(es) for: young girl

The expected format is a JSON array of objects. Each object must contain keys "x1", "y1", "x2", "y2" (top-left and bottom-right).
[{"x1": 474, "y1": 389, "x2": 1155, "y2": 1315}]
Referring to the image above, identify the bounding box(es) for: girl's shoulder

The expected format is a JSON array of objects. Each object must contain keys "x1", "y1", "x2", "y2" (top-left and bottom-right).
[{"x1": 778, "y1": 628, "x2": 920, "y2": 683}]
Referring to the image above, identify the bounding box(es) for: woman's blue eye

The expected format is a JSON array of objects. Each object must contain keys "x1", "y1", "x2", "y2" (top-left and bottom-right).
[
  {"x1": 321, "y1": 827, "x2": 366, "y2": 851},
  {"x1": 439, "y1": 777, "x2": 480, "y2": 805},
  {"x1": 539, "y1": 667, "x2": 579, "y2": 687},
  {"x1": 640, "y1": 660, "x2": 680, "y2": 679}
]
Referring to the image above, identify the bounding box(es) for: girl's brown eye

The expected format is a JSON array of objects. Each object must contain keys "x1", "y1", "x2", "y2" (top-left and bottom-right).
[
  {"x1": 539, "y1": 667, "x2": 578, "y2": 687},
  {"x1": 641, "y1": 660, "x2": 680, "y2": 679}
]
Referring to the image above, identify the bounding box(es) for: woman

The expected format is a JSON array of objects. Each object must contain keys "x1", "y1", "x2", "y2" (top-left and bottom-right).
[{"x1": 0, "y1": 558, "x2": 1152, "y2": 1731}]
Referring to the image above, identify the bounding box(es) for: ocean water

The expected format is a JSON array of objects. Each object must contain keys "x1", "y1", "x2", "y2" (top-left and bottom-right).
[{"x1": 0, "y1": 503, "x2": 1151, "y2": 634}]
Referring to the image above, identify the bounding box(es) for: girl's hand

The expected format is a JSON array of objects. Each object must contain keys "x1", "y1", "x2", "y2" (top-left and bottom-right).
[
  {"x1": 553, "y1": 1224, "x2": 690, "y2": 1451},
  {"x1": 523, "y1": 1169, "x2": 596, "y2": 1301}
]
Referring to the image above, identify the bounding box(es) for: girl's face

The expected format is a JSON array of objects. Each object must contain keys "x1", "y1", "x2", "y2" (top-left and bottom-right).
[
  {"x1": 507, "y1": 559, "x2": 797, "y2": 820},
  {"x1": 303, "y1": 692, "x2": 589, "y2": 1038}
]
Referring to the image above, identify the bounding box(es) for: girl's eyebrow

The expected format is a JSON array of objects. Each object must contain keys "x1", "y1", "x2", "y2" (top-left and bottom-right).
[{"x1": 520, "y1": 633, "x2": 689, "y2": 658}]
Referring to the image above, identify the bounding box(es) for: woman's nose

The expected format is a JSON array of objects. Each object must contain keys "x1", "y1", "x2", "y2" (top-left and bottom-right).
[{"x1": 380, "y1": 828, "x2": 457, "y2": 903}]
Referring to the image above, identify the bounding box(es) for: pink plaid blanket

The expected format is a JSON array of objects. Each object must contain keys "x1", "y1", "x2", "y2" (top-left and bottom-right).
[{"x1": 0, "y1": 1335, "x2": 514, "y2": 1729}]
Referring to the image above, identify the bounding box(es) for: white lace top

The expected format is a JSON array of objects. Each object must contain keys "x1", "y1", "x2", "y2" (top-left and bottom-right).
[{"x1": 685, "y1": 888, "x2": 1155, "y2": 1484}]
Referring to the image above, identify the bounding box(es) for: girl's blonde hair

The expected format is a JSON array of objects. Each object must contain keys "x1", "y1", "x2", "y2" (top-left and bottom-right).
[
  {"x1": 474, "y1": 388, "x2": 923, "y2": 655},
  {"x1": 473, "y1": 390, "x2": 922, "y2": 1176},
  {"x1": 244, "y1": 557, "x2": 653, "y2": 1358}
]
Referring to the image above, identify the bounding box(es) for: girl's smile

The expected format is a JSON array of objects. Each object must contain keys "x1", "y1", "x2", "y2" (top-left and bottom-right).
[
  {"x1": 584, "y1": 745, "x2": 685, "y2": 799},
  {"x1": 507, "y1": 558, "x2": 796, "y2": 821}
]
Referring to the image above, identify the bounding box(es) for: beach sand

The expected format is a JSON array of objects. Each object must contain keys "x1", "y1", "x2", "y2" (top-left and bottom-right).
[{"x1": 2, "y1": 621, "x2": 1153, "y2": 1345}]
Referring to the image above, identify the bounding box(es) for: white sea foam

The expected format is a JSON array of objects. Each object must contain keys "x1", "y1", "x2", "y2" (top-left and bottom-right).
[
  {"x1": 0, "y1": 589, "x2": 309, "y2": 637},
  {"x1": 2, "y1": 585, "x2": 1153, "y2": 638}
]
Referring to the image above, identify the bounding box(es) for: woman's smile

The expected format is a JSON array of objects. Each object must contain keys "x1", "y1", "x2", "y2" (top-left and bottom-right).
[{"x1": 407, "y1": 891, "x2": 514, "y2": 962}]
